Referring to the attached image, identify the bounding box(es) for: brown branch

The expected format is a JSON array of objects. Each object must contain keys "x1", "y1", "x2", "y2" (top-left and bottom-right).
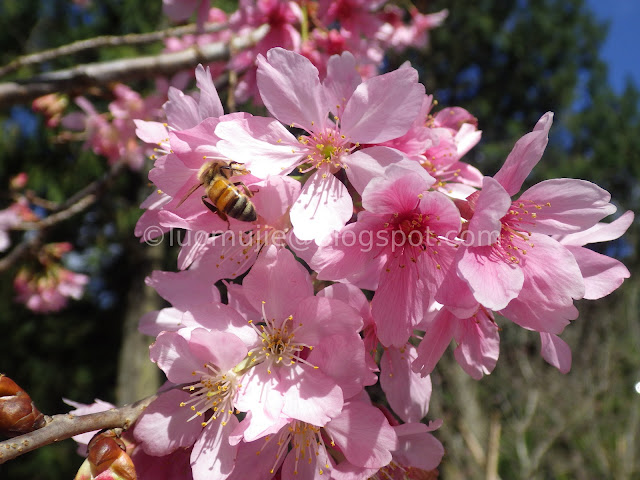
[
  {"x1": 0, "y1": 161, "x2": 125, "y2": 271},
  {"x1": 0, "y1": 394, "x2": 157, "y2": 464},
  {"x1": 0, "y1": 25, "x2": 268, "y2": 109},
  {"x1": 0, "y1": 23, "x2": 228, "y2": 78}
]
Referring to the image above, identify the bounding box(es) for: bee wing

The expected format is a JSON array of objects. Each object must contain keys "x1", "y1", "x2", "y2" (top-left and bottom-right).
[{"x1": 176, "y1": 182, "x2": 204, "y2": 208}]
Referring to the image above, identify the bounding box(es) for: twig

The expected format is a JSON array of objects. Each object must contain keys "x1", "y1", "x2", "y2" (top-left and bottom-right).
[
  {"x1": 0, "y1": 22, "x2": 228, "y2": 78},
  {"x1": 0, "y1": 394, "x2": 157, "y2": 464},
  {"x1": 0, "y1": 25, "x2": 269, "y2": 109},
  {"x1": 0, "y1": 161, "x2": 125, "y2": 271}
]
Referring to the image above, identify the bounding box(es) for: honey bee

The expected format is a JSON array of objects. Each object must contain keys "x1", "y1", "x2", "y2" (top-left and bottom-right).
[{"x1": 177, "y1": 161, "x2": 257, "y2": 224}]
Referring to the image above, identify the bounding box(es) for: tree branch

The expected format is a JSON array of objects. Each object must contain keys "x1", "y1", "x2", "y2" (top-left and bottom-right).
[
  {"x1": 0, "y1": 22, "x2": 228, "y2": 78},
  {"x1": 0, "y1": 394, "x2": 157, "y2": 464},
  {"x1": 0, "y1": 161, "x2": 125, "y2": 271},
  {"x1": 0, "y1": 25, "x2": 268, "y2": 109}
]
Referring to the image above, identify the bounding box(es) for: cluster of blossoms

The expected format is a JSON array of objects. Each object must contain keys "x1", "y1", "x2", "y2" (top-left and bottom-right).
[
  {"x1": 123, "y1": 47, "x2": 632, "y2": 480},
  {"x1": 33, "y1": 1, "x2": 446, "y2": 173},
  {"x1": 13, "y1": 242, "x2": 89, "y2": 314},
  {"x1": 0, "y1": 175, "x2": 89, "y2": 314}
]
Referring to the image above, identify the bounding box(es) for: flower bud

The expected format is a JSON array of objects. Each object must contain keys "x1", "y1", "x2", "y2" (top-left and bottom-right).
[
  {"x1": 0, "y1": 375, "x2": 46, "y2": 437},
  {"x1": 74, "y1": 431, "x2": 137, "y2": 480},
  {"x1": 9, "y1": 172, "x2": 28, "y2": 190}
]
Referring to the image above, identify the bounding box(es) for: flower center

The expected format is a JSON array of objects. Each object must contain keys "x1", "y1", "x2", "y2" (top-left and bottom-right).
[
  {"x1": 296, "y1": 127, "x2": 356, "y2": 173},
  {"x1": 258, "y1": 420, "x2": 334, "y2": 476},
  {"x1": 492, "y1": 199, "x2": 550, "y2": 264},
  {"x1": 246, "y1": 302, "x2": 316, "y2": 374},
  {"x1": 180, "y1": 364, "x2": 239, "y2": 427}
]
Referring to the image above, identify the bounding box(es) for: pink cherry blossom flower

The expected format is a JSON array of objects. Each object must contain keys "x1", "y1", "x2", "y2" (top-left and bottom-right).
[
  {"x1": 309, "y1": 163, "x2": 461, "y2": 347},
  {"x1": 228, "y1": 400, "x2": 398, "y2": 480},
  {"x1": 63, "y1": 84, "x2": 162, "y2": 170},
  {"x1": 226, "y1": 246, "x2": 369, "y2": 438},
  {"x1": 438, "y1": 112, "x2": 617, "y2": 335},
  {"x1": 134, "y1": 329, "x2": 249, "y2": 480},
  {"x1": 214, "y1": 47, "x2": 426, "y2": 242},
  {"x1": 377, "y1": 6, "x2": 449, "y2": 51},
  {"x1": 413, "y1": 306, "x2": 500, "y2": 380},
  {"x1": 14, "y1": 263, "x2": 89, "y2": 314},
  {"x1": 317, "y1": 0, "x2": 385, "y2": 39}
]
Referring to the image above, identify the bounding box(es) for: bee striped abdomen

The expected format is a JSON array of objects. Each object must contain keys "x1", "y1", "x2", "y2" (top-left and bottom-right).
[{"x1": 210, "y1": 179, "x2": 257, "y2": 222}]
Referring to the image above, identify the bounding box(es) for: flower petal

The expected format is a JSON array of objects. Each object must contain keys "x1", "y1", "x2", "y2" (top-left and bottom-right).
[
  {"x1": 290, "y1": 169, "x2": 353, "y2": 242},
  {"x1": 341, "y1": 67, "x2": 425, "y2": 144},
  {"x1": 540, "y1": 332, "x2": 571, "y2": 374},
  {"x1": 493, "y1": 112, "x2": 553, "y2": 195},
  {"x1": 257, "y1": 48, "x2": 328, "y2": 132},
  {"x1": 520, "y1": 178, "x2": 616, "y2": 234}
]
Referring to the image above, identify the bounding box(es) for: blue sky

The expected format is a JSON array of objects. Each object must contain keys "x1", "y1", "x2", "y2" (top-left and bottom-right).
[{"x1": 585, "y1": 0, "x2": 640, "y2": 93}]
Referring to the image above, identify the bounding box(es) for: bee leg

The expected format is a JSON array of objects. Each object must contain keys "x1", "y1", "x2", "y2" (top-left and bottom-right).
[
  {"x1": 233, "y1": 182, "x2": 256, "y2": 197},
  {"x1": 202, "y1": 197, "x2": 231, "y2": 229}
]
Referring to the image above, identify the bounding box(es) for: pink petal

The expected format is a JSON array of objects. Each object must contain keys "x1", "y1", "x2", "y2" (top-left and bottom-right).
[
  {"x1": 323, "y1": 51, "x2": 362, "y2": 113},
  {"x1": 281, "y1": 443, "x2": 329, "y2": 480},
  {"x1": 134, "y1": 119, "x2": 169, "y2": 144},
  {"x1": 341, "y1": 68, "x2": 425, "y2": 144},
  {"x1": 452, "y1": 310, "x2": 500, "y2": 380},
  {"x1": 188, "y1": 328, "x2": 248, "y2": 372},
  {"x1": 412, "y1": 309, "x2": 456, "y2": 376},
  {"x1": 279, "y1": 364, "x2": 344, "y2": 425},
  {"x1": 393, "y1": 422, "x2": 444, "y2": 471},
  {"x1": 520, "y1": 179, "x2": 616, "y2": 234},
  {"x1": 493, "y1": 112, "x2": 553, "y2": 195},
  {"x1": 380, "y1": 345, "x2": 432, "y2": 422},
  {"x1": 241, "y1": 245, "x2": 313, "y2": 320},
  {"x1": 317, "y1": 282, "x2": 371, "y2": 321},
  {"x1": 150, "y1": 331, "x2": 205, "y2": 383},
  {"x1": 139, "y1": 307, "x2": 186, "y2": 336},
  {"x1": 148, "y1": 153, "x2": 198, "y2": 198},
  {"x1": 372, "y1": 254, "x2": 431, "y2": 348},
  {"x1": 312, "y1": 216, "x2": 386, "y2": 289},
  {"x1": 557, "y1": 210, "x2": 634, "y2": 246},
  {"x1": 169, "y1": 118, "x2": 222, "y2": 169},
  {"x1": 214, "y1": 115, "x2": 301, "y2": 178},
  {"x1": 257, "y1": 48, "x2": 328, "y2": 132},
  {"x1": 195, "y1": 64, "x2": 224, "y2": 120},
  {"x1": 458, "y1": 245, "x2": 525, "y2": 310},
  {"x1": 165, "y1": 86, "x2": 200, "y2": 130},
  {"x1": 324, "y1": 401, "x2": 398, "y2": 468},
  {"x1": 145, "y1": 269, "x2": 219, "y2": 309},
  {"x1": 190, "y1": 415, "x2": 239, "y2": 480},
  {"x1": 293, "y1": 296, "x2": 364, "y2": 346},
  {"x1": 518, "y1": 233, "x2": 585, "y2": 305},
  {"x1": 290, "y1": 169, "x2": 353, "y2": 242},
  {"x1": 501, "y1": 298, "x2": 578, "y2": 334},
  {"x1": 251, "y1": 175, "x2": 300, "y2": 225},
  {"x1": 455, "y1": 122, "x2": 482, "y2": 157},
  {"x1": 362, "y1": 172, "x2": 431, "y2": 215},
  {"x1": 186, "y1": 303, "x2": 259, "y2": 346},
  {"x1": 435, "y1": 257, "x2": 479, "y2": 318},
  {"x1": 345, "y1": 146, "x2": 419, "y2": 195},
  {"x1": 565, "y1": 245, "x2": 630, "y2": 299},
  {"x1": 225, "y1": 436, "x2": 282, "y2": 480},
  {"x1": 540, "y1": 332, "x2": 572, "y2": 373},
  {"x1": 466, "y1": 176, "x2": 511, "y2": 246},
  {"x1": 134, "y1": 390, "x2": 202, "y2": 456},
  {"x1": 308, "y1": 333, "x2": 375, "y2": 399}
]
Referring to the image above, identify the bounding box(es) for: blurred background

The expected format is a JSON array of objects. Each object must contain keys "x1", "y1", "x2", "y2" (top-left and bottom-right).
[{"x1": 0, "y1": 0, "x2": 637, "y2": 478}]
